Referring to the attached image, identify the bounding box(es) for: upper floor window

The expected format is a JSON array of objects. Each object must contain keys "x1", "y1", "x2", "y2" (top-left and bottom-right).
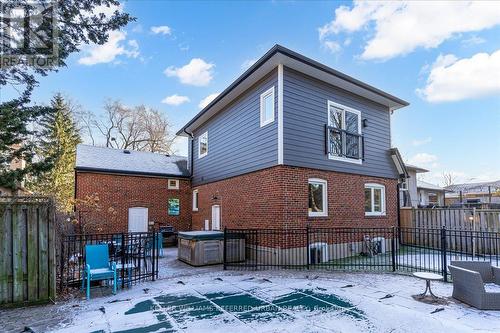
[
  {"x1": 168, "y1": 179, "x2": 179, "y2": 190},
  {"x1": 365, "y1": 183, "x2": 385, "y2": 216},
  {"x1": 308, "y1": 178, "x2": 328, "y2": 217},
  {"x1": 327, "y1": 100, "x2": 363, "y2": 164},
  {"x1": 198, "y1": 131, "x2": 208, "y2": 158},
  {"x1": 260, "y1": 86, "x2": 275, "y2": 127}
]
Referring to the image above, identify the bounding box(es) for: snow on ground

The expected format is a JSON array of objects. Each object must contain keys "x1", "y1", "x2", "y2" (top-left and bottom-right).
[{"x1": 3, "y1": 248, "x2": 500, "y2": 333}]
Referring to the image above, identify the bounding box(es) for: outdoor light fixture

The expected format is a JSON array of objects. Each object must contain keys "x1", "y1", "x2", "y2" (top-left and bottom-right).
[{"x1": 363, "y1": 119, "x2": 368, "y2": 127}]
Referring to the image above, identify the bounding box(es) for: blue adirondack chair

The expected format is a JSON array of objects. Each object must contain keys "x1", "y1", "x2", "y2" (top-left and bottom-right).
[
  {"x1": 82, "y1": 244, "x2": 117, "y2": 300},
  {"x1": 156, "y1": 233, "x2": 163, "y2": 257}
]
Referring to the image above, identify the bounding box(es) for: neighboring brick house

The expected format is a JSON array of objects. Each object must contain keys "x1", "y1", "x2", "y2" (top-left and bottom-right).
[
  {"x1": 75, "y1": 45, "x2": 409, "y2": 237},
  {"x1": 179, "y1": 45, "x2": 408, "y2": 232},
  {"x1": 75, "y1": 145, "x2": 191, "y2": 233}
]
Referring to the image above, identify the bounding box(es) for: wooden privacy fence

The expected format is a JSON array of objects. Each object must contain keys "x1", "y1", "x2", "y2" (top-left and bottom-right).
[
  {"x1": 400, "y1": 207, "x2": 500, "y2": 254},
  {"x1": 0, "y1": 197, "x2": 56, "y2": 306},
  {"x1": 400, "y1": 207, "x2": 500, "y2": 231}
]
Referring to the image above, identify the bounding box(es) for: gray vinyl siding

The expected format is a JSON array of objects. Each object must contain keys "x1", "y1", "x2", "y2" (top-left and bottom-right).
[
  {"x1": 283, "y1": 67, "x2": 398, "y2": 179},
  {"x1": 192, "y1": 69, "x2": 278, "y2": 185}
]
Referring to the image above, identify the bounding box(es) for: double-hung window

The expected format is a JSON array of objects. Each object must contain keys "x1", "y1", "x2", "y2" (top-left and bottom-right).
[
  {"x1": 260, "y1": 86, "x2": 275, "y2": 127},
  {"x1": 327, "y1": 100, "x2": 362, "y2": 163},
  {"x1": 198, "y1": 131, "x2": 208, "y2": 158},
  {"x1": 308, "y1": 178, "x2": 328, "y2": 217},
  {"x1": 364, "y1": 183, "x2": 386, "y2": 216}
]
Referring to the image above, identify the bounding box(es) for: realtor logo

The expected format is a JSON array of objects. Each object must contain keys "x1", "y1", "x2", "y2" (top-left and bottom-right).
[{"x1": 0, "y1": 0, "x2": 58, "y2": 68}]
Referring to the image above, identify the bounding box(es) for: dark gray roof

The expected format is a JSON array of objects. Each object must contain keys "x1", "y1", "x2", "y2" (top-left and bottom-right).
[
  {"x1": 75, "y1": 144, "x2": 189, "y2": 178},
  {"x1": 177, "y1": 44, "x2": 409, "y2": 136},
  {"x1": 445, "y1": 180, "x2": 500, "y2": 194}
]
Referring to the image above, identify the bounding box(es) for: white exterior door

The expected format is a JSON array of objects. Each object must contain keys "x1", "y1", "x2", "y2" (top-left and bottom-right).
[
  {"x1": 211, "y1": 205, "x2": 221, "y2": 230},
  {"x1": 128, "y1": 207, "x2": 148, "y2": 233}
]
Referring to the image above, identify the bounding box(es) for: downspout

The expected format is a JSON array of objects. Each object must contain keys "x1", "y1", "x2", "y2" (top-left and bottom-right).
[
  {"x1": 73, "y1": 169, "x2": 77, "y2": 211},
  {"x1": 396, "y1": 182, "x2": 401, "y2": 228},
  {"x1": 184, "y1": 129, "x2": 194, "y2": 231},
  {"x1": 183, "y1": 129, "x2": 194, "y2": 175}
]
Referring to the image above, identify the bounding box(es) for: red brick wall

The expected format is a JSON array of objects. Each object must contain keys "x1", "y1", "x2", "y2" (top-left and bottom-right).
[
  {"x1": 75, "y1": 171, "x2": 191, "y2": 233},
  {"x1": 192, "y1": 165, "x2": 397, "y2": 231},
  {"x1": 192, "y1": 167, "x2": 285, "y2": 230}
]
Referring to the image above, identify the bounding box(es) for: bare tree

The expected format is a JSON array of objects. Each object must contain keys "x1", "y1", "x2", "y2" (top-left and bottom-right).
[
  {"x1": 442, "y1": 172, "x2": 455, "y2": 187},
  {"x1": 93, "y1": 99, "x2": 122, "y2": 148},
  {"x1": 87, "y1": 99, "x2": 175, "y2": 153},
  {"x1": 140, "y1": 108, "x2": 175, "y2": 153},
  {"x1": 73, "y1": 107, "x2": 96, "y2": 146}
]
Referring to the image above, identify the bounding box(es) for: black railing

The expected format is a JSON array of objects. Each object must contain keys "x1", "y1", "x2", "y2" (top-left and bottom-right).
[
  {"x1": 224, "y1": 227, "x2": 500, "y2": 282},
  {"x1": 59, "y1": 232, "x2": 159, "y2": 290},
  {"x1": 325, "y1": 125, "x2": 364, "y2": 160}
]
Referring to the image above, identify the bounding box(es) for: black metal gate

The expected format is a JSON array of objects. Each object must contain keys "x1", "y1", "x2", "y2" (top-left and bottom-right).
[{"x1": 59, "y1": 232, "x2": 159, "y2": 290}]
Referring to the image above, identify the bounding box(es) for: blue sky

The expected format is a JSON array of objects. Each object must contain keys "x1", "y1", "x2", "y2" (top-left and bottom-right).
[{"x1": 3, "y1": 1, "x2": 500, "y2": 185}]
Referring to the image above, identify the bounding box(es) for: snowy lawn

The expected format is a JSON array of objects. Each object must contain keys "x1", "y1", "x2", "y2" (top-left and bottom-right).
[{"x1": 3, "y1": 248, "x2": 500, "y2": 333}]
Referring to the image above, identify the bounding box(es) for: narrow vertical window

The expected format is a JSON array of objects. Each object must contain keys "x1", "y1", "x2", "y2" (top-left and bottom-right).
[
  {"x1": 260, "y1": 86, "x2": 275, "y2": 127},
  {"x1": 364, "y1": 184, "x2": 386, "y2": 216},
  {"x1": 192, "y1": 190, "x2": 199, "y2": 211},
  {"x1": 198, "y1": 131, "x2": 208, "y2": 158},
  {"x1": 308, "y1": 178, "x2": 328, "y2": 217}
]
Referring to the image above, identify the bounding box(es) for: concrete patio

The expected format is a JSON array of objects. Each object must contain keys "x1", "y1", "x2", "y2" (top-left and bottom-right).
[{"x1": 1, "y1": 248, "x2": 499, "y2": 333}]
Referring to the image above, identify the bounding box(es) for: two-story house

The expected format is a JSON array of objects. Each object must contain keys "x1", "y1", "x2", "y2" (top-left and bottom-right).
[
  {"x1": 75, "y1": 45, "x2": 408, "y2": 234},
  {"x1": 179, "y1": 45, "x2": 408, "y2": 231}
]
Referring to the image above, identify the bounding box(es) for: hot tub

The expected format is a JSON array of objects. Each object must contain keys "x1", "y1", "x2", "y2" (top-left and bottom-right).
[
  {"x1": 178, "y1": 231, "x2": 224, "y2": 266},
  {"x1": 177, "y1": 231, "x2": 246, "y2": 266}
]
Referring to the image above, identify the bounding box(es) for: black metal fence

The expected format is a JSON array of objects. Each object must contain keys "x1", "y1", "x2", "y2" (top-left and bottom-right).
[
  {"x1": 59, "y1": 232, "x2": 159, "y2": 290},
  {"x1": 224, "y1": 226, "x2": 500, "y2": 282}
]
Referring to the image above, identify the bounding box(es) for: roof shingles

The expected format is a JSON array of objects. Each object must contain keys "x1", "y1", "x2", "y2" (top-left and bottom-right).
[{"x1": 75, "y1": 144, "x2": 189, "y2": 177}]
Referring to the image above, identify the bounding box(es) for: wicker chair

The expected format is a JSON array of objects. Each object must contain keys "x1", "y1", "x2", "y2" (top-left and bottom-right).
[{"x1": 448, "y1": 261, "x2": 500, "y2": 310}]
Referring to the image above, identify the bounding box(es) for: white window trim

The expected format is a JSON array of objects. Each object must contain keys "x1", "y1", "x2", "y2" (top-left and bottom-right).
[
  {"x1": 192, "y1": 189, "x2": 199, "y2": 211},
  {"x1": 327, "y1": 100, "x2": 362, "y2": 165},
  {"x1": 365, "y1": 183, "x2": 386, "y2": 216},
  {"x1": 198, "y1": 131, "x2": 208, "y2": 158},
  {"x1": 260, "y1": 86, "x2": 275, "y2": 127},
  {"x1": 167, "y1": 179, "x2": 179, "y2": 190},
  {"x1": 308, "y1": 178, "x2": 328, "y2": 217},
  {"x1": 277, "y1": 64, "x2": 284, "y2": 165}
]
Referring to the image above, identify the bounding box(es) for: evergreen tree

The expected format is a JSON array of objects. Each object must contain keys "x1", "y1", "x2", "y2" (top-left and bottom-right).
[
  {"x1": 32, "y1": 94, "x2": 81, "y2": 212},
  {"x1": 0, "y1": 0, "x2": 134, "y2": 189}
]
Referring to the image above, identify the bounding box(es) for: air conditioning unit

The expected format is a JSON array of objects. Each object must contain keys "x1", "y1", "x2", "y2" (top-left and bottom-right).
[
  {"x1": 371, "y1": 237, "x2": 386, "y2": 255},
  {"x1": 309, "y1": 242, "x2": 328, "y2": 264}
]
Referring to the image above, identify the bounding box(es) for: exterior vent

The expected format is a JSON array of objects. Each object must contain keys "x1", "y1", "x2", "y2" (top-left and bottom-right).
[{"x1": 123, "y1": 150, "x2": 131, "y2": 154}]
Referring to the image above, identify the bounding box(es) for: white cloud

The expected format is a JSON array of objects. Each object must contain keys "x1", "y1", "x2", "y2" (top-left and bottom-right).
[
  {"x1": 161, "y1": 94, "x2": 190, "y2": 106},
  {"x1": 319, "y1": 1, "x2": 500, "y2": 61},
  {"x1": 78, "y1": 31, "x2": 139, "y2": 65},
  {"x1": 151, "y1": 25, "x2": 172, "y2": 35},
  {"x1": 416, "y1": 49, "x2": 500, "y2": 102},
  {"x1": 198, "y1": 93, "x2": 219, "y2": 109},
  {"x1": 412, "y1": 137, "x2": 432, "y2": 147},
  {"x1": 241, "y1": 58, "x2": 257, "y2": 71},
  {"x1": 322, "y1": 40, "x2": 342, "y2": 54},
  {"x1": 132, "y1": 24, "x2": 143, "y2": 33},
  {"x1": 164, "y1": 58, "x2": 215, "y2": 86},
  {"x1": 461, "y1": 35, "x2": 486, "y2": 46},
  {"x1": 408, "y1": 153, "x2": 438, "y2": 165}
]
